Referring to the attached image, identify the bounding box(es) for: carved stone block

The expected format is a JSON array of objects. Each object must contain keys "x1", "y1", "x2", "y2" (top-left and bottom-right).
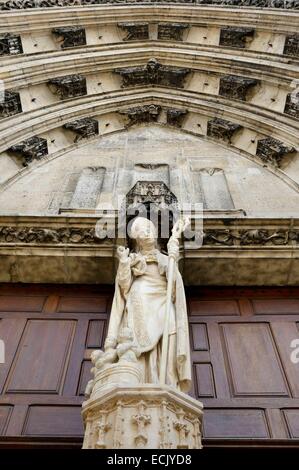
[
  {"x1": 126, "y1": 181, "x2": 177, "y2": 207},
  {"x1": 207, "y1": 118, "x2": 242, "y2": 142},
  {"x1": 118, "y1": 23, "x2": 149, "y2": 41},
  {"x1": 52, "y1": 26, "x2": 86, "y2": 48},
  {"x1": 283, "y1": 34, "x2": 299, "y2": 57},
  {"x1": 82, "y1": 384, "x2": 203, "y2": 449},
  {"x1": 119, "y1": 105, "x2": 161, "y2": 126},
  {"x1": 256, "y1": 137, "x2": 295, "y2": 167},
  {"x1": 48, "y1": 75, "x2": 87, "y2": 100},
  {"x1": 0, "y1": 33, "x2": 23, "y2": 55},
  {"x1": 219, "y1": 27, "x2": 254, "y2": 48},
  {"x1": 8, "y1": 136, "x2": 48, "y2": 166},
  {"x1": 158, "y1": 23, "x2": 189, "y2": 41},
  {"x1": 115, "y1": 58, "x2": 190, "y2": 88},
  {"x1": 166, "y1": 108, "x2": 188, "y2": 127},
  {"x1": 284, "y1": 92, "x2": 299, "y2": 118},
  {"x1": 0, "y1": 90, "x2": 22, "y2": 118},
  {"x1": 63, "y1": 117, "x2": 99, "y2": 141},
  {"x1": 219, "y1": 75, "x2": 259, "y2": 101}
]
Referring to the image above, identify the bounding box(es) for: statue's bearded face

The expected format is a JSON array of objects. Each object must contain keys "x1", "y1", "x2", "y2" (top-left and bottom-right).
[{"x1": 130, "y1": 217, "x2": 157, "y2": 248}]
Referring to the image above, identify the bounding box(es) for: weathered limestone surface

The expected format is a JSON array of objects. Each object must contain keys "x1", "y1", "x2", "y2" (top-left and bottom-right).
[{"x1": 82, "y1": 383, "x2": 203, "y2": 449}]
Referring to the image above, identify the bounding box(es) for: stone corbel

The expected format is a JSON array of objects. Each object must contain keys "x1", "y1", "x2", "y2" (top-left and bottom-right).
[
  {"x1": 0, "y1": 33, "x2": 23, "y2": 55},
  {"x1": 219, "y1": 75, "x2": 259, "y2": 101},
  {"x1": 119, "y1": 105, "x2": 162, "y2": 126},
  {"x1": 256, "y1": 137, "x2": 295, "y2": 167},
  {"x1": 0, "y1": 90, "x2": 22, "y2": 118},
  {"x1": 284, "y1": 92, "x2": 299, "y2": 118},
  {"x1": 166, "y1": 108, "x2": 188, "y2": 127},
  {"x1": 114, "y1": 58, "x2": 190, "y2": 88},
  {"x1": 63, "y1": 117, "x2": 99, "y2": 142},
  {"x1": 8, "y1": 136, "x2": 48, "y2": 166},
  {"x1": 158, "y1": 23, "x2": 189, "y2": 41},
  {"x1": 48, "y1": 75, "x2": 87, "y2": 100},
  {"x1": 52, "y1": 26, "x2": 86, "y2": 49},
  {"x1": 283, "y1": 34, "x2": 299, "y2": 57},
  {"x1": 207, "y1": 118, "x2": 242, "y2": 143},
  {"x1": 219, "y1": 27, "x2": 254, "y2": 48},
  {"x1": 118, "y1": 23, "x2": 149, "y2": 41}
]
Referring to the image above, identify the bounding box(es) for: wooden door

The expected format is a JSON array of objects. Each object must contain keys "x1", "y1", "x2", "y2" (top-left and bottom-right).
[
  {"x1": 189, "y1": 287, "x2": 299, "y2": 446},
  {"x1": 0, "y1": 284, "x2": 298, "y2": 447}
]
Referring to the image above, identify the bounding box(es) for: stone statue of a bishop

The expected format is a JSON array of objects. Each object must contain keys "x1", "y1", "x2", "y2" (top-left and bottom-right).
[{"x1": 103, "y1": 216, "x2": 192, "y2": 393}]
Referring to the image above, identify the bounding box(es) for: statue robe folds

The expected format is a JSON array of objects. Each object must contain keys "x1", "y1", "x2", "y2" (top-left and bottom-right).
[{"x1": 106, "y1": 250, "x2": 192, "y2": 392}]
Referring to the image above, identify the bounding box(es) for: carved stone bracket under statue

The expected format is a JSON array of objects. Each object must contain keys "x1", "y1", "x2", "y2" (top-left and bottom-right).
[{"x1": 82, "y1": 372, "x2": 203, "y2": 449}]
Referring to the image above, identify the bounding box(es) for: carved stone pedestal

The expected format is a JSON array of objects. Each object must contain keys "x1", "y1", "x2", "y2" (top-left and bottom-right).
[{"x1": 82, "y1": 382, "x2": 203, "y2": 449}]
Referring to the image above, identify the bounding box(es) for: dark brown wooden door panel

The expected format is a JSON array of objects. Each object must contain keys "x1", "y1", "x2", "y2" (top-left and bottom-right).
[{"x1": 0, "y1": 284, "x2": 298, "y2": 446}]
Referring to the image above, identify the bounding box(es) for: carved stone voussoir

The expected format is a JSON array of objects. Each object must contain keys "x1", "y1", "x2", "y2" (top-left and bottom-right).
[
  {"x1": 82, "y1": 385, "x2": 203, "y2": 449},
  {"x1": 219, "y1": 75, "x2": 259, "y2": 101},
  {"x1": 52, "y1": 26, "x2": 86, "y2": 48},
  {"x1": 283, "y1": 34, "x2": 299, "y2": 57},
  {"x1": 118, "y1": 23, "x2": 149, "y2": 41},
  {"x1": 119, "y1": 105, "x2": 161, "y2": 126},
  {"x1": 284, "y1": 92, "x2": 299, "y2": 119},
  {"x1": 256, "y1": 137, "x2": 295, "y2": 167},
  {"x1": 219, "y1": 27, "x2": 254, "y2": 48},
  {"x1": 48, "y1": 74, "x2": 87, "y2": 100},
  {"x1": 114, "y1": 58, "x2": 190, "y2": 88},
  {"x1": 63, "y1": 117, "x2": 99, "y2": 141},
  {"x1": 207, "y1": 118, "x2": 242, "y2": 142},
  {"x1": 0, "y1": 91, "x2": 22, "y2": 118},
  {"x1": 8, "y1": 136, "x2": 48, "y2": 166},
  {"x1": 158, "y1": 23, "x2": 189, "y2": 41}
]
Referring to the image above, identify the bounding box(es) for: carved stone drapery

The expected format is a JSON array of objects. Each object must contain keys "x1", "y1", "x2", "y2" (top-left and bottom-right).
[
  {"x1": 284, "y1": 92, "x2": 299, "y2": 118},
  {"x1": 114, "y1": 58, "x2": 190, "y2": 88},
  {"x1": 126, "y1": 181, "x2": 177, "y2": 207},
  {"x1": 1, "y1": 0, "x2": 298, "y2": 10},
  {"x1": 52, "y1": 26, "x2": 86, "y2": 48},
  {"x1": 0, "y1": 91, "x2": 22, "y2": 118},
  {"x1": 118, "y1": 23, "x2": 149, "y2": 41},
  {"x1": 219, "y1": 27, "x2": 254, "y2": 48},
  {"x1": 119, "y1": 105, "x2": 161, "y2": 126},
  {"x1": 219, "y1": 75, "x2": 259, "y2": 101},
  {"x1": 256, "y1": 137, "x2": 295, "y2": 167},
  {"x1": 158, "y1": 23, "x2": 189, "y2": 41},
  {"x1": 8, "y1": 136, "x2": 48, "y2": 166},
  {"x1": 207, "y1": 118, "x2": 242, "y2": 142},
  {"x1": 0, "y1": 34, "x2": 23, "y2": 55},
  {"x1": 283, "y1": 34, "x2": 299, "y2": 57},
  {"x1": 63, "y1": 118, "x2": 99, "y2": 141},
  {"x1": 48, "y1": 74, "x2": 87, "y2": 100}
]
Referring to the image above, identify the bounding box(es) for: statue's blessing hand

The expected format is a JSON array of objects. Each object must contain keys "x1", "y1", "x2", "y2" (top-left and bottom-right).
[{"x1": 117, "y1": 245, "x2": 130, "y2": 262}]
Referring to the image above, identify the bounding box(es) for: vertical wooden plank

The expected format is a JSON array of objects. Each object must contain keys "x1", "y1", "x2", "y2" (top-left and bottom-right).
[
  {"x1": 5, "y1": 405, "x2": 28, "y2": 436},
  {"x1": 206, "y1": 323, "x2": 231, "y2": 399},
  {"x1": 62, "y1": 319, "x2": 89, "y2": 396},
  {"x1": 266, "y1": 409, "x2": 288, "y2": 439}
]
